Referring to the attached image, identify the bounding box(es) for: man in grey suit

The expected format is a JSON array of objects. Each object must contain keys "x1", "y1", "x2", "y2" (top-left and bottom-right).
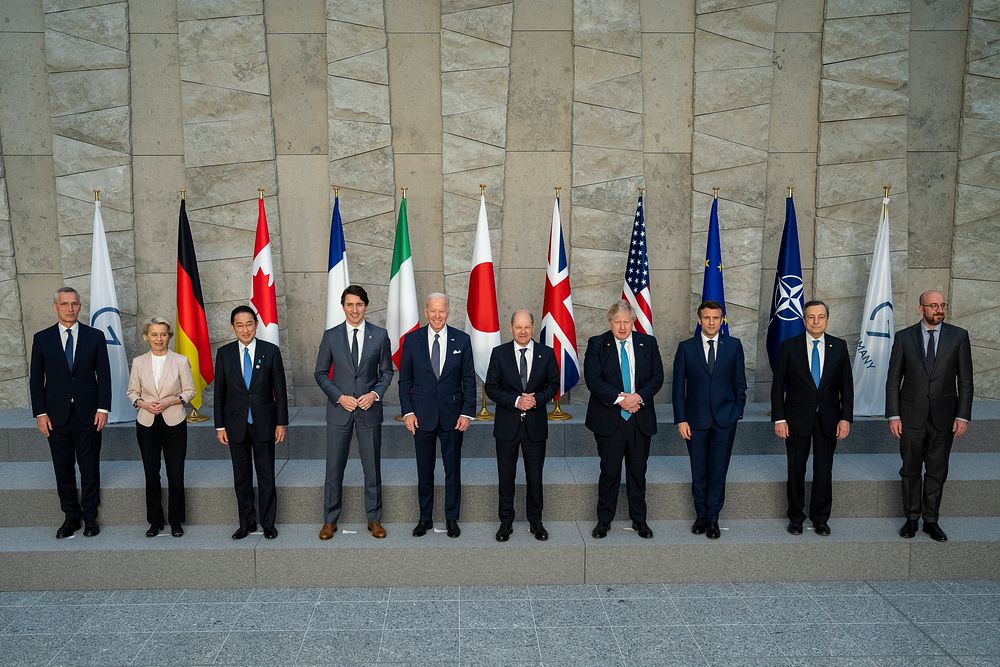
[
  {"x1": 886, "y1": 289, "x2": 973, "y2": 542},
  {"x1": 315, "y1": 285, "x2": 394, "y2": 540}
]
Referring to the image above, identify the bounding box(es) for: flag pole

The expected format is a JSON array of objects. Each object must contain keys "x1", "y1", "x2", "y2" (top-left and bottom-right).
[
  {"x1": 473, "y1": 183, "x2": 495, "y2": 421},
  {"x1": 547, "y1": 186, "x2": 573, "y2": 421},
  {"x1": 178, "y1": 188, "x2": 210, "y2": 422}
]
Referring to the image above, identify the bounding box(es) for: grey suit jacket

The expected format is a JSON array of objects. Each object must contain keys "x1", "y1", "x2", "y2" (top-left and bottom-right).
[
  {"x1": 885, "y1": 322, "x2": 973, "y2": 431},
  {"x1": 314, "y1": 321, "x2": 394, "y2": 427}
]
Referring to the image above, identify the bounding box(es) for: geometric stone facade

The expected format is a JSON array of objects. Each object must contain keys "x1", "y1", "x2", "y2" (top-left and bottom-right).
[{"x1": 0, "y1": 0, "x2": 996, "y2": 408}]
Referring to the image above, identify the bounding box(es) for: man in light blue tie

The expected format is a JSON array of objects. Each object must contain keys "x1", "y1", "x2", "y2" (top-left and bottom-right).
[
  {"x1": 214, "y1": 306, "x2": 288, "y2": 540},
  {"x1": 584, "y1": 301, "x2": 664, "y2": 539},
  {"x1": 771, "y1": 300, "x2": 853, "y2": 537}
]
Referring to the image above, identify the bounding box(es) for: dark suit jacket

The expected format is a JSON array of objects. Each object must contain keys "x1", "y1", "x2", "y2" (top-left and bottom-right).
[
  {"x1": 484, "y1": 340, "x2": 560, "y2": 442},
  {"x1": 398, "y1": 325, "x2": 476, "y2": 432},
  {"x1": 770, "y1": 333, "x2": 854, "y2": 437},
  {"x1": 672, "y1": 334, "x2": 747, "y2": 430},
  {"x1": 314, "y1": 322, "x2": 394, "y2": 427},
  {"x1": 584, "y1": 331, "x2": 664, "y2": 438},
  {"x1": 30, "y1": 323, "x2": 112, "y2": 427},
  {"x1": 885, "y1": 322, "x2": 973, "y2": 431},
  {"x1": 213, "y1": 338, "x2": 289, "y2": 442}
]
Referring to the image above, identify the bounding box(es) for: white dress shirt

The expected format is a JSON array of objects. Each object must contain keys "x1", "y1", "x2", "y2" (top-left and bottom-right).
[
  {"x1": 347, "y1": 321, "x2": 366, "y2": 361},
  {"x1": 701, "y1": 332, "x2": 719, "y2": 363},
  {"x1": 513, "y1": 340, "x2": 534, "y2": 410},
  {"x1": 427, "y1": 324, "x2": 448, "y2": 376},
  {"x1": 613, "y1": 335, "x2": 638, "y2": 406}
]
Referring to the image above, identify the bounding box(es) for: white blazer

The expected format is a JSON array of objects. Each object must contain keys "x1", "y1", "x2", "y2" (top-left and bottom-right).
[{"x1": 126, "y1": 350, "x2": 196, "y2": 427}]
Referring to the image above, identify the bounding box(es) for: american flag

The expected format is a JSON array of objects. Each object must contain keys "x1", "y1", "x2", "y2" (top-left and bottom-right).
[
  {"x1": 540, "y1": 195, "x2": 580, "y2": 398},
  {"x1": 622, "y1": 193, "x2": 652, "y2": 334}
]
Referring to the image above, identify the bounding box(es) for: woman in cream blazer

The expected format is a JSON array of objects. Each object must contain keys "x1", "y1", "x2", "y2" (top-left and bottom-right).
[{"x1": 127, "y1": 317, "x2": 196, "y2": 537}]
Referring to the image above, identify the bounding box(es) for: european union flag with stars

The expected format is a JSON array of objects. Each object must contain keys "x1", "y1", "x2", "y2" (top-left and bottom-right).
[{"x1": 699, "y1": 195, "x2": 728, "y2": 335}]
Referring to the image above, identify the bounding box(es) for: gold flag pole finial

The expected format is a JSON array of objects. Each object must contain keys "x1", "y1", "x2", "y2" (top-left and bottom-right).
[
  {"x1": 712, "y1": 187, "x2": 720, "y2": 200},
  {"x1": 179, "y1": 188, "x2": 186, "y2": 201},
  {"x1": 479, "y1": 184, "x2": 486, "y2": 195},
  {"x1": 883, "y1": 185, "x2": 891, "y2": 198},
  {"x1": 258, "y1": 188, "x2": 265, "y2": 200},
  {"x1": 554, "y1": 185, "x2": 561, "y2": 197},
  {"x1": 400, "y1": 186, "x2": 408, "y2": 199},
  {"x1": 94, "y1": 189, "x2": 101, "y2": 202},
  {"x1": 332, "y1": 185, "x2": 340, "y2": 198},
  {"x1": 787, "y1": 186, "x2": 794, "y2": 198}
]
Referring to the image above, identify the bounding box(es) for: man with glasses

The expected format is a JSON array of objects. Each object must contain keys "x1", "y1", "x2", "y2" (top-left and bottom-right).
[{"x1": 886, "y1": 290, "x2": 973, "y2": 542}]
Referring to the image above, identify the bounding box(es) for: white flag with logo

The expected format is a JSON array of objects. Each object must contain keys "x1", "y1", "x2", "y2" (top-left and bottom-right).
[
  {"x1": 852, "y1": 195, "x2": 894, "y2": 416},
  {"x1": 90, "y1": 199, "x2": 133, "y2": 423}
]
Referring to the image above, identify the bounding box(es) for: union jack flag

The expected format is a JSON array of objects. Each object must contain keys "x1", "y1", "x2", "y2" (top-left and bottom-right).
[
  {"x1": 540, "y1": 195, "x2": 580, "y2": 398},
  {"x1": 622, "y1": 193, "x2": 652, "y2": 334}
]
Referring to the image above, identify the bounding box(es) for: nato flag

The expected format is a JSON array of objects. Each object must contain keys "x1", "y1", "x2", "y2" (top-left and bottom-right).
[{"x1": 765, "y1": 195, "x2": 805, "y2": 371}]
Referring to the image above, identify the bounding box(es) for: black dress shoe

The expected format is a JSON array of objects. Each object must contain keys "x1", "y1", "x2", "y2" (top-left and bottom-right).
[
  {"x1": 446, "y1": 520, "x2": 461, "y2": 538},
  {"x1": 691, "y1": 517, "x2": 708, "y2": 535},
  {"x1": 496, "y1": 522, "x2": 513, "y2": 542},
  {"x1": 263, "y1": 527, "x2": 278, "y2": 540},
  {"x1": 923, "y1": 522, "x2": 948, "y2": 542},
  {"x1": 632, "y1": 521, "x2": 653, "y2": 539},
  {"x1": 592, "y1": 522, "x2": 610, "y2": 539},
  {"x1": 232, "y1": 525, "x2": 256, "y2": 540},
  {"x1": 56, "y1": 519, "x2": 81, "y2": 539},
  {"x1": 171, "y1": 525, "x2": 184, "y2": 537},
  {"x1": 145, "y1": 523, "x2": 164, "y2": 538},
  {"x1": 83, "y1": 522, "x2": 100, "y2": 537},
  {"x1": 412, "y1": 520, "x2": 433, "y2": 537},
  {"x1": 706, "y1": 521, "x2": 721, "y2": 540},
  {"x1": 529, "y1": 523, "x2": 549, "y2": 541},
  {"x1": 899, "y1": 519, "x2": 918, "y2": 538},
  {"x1": 814, "y1": 522, "x2": 831, "y2": 537},
  {"x1": 787, "y1": 522, "x2": 803, "y2": 535}
]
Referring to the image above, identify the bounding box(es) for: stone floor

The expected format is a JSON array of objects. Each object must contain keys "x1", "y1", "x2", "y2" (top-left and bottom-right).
[{"x1": 0, "y1": 580, "x2": 998, "y2": 666}]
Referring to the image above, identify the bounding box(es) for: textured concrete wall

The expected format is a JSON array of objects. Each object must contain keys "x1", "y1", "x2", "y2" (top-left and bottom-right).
[{"x1": 0, "y1": 0, "x2": 995, "y2": 408}]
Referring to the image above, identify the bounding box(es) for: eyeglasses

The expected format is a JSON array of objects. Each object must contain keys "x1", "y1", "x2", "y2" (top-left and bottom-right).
[{"x1": 920, "y1": 303, "x2": 947, "y2": 310}]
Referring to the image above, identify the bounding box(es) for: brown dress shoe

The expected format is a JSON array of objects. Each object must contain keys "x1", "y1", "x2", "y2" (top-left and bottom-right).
[
  {"x1": 319, "y1": 523, "x2": 336, "y2": 540},
  {"x1": 368, "y1": 521, "x2": 387, "y2": 539}
]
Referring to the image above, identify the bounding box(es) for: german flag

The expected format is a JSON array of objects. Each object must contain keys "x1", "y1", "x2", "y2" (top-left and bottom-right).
[{"x1": 175, "y1": 199, "x2": 214, "y2": 409}]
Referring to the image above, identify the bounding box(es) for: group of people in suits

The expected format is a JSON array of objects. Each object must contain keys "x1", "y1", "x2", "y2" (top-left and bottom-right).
[{"x1": 29, "y1": 285, "x2": 972, "y2": 546}]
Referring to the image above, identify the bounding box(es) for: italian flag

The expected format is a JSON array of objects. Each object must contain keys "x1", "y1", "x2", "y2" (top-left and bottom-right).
[{"x1": 387, "y1": 191, "x2": 418, "y2": 369}]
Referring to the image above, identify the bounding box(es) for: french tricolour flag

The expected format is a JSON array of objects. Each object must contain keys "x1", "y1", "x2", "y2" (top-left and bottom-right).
[{"x1": 325, "y1": 193, "x2": 350, "y2": 329}]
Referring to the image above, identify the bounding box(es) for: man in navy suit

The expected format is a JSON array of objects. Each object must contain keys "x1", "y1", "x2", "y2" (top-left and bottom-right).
[
  {"x1": 214, "y1": 305, "x2": 289, "y2": 540},
  {"x1": 584, "y1": 301, "x2": 664, "y2": 539},
  {"x1": 771, "y1": 300, "x2": 853, "y2": 536},
  {"x1": 399, "y1": 293, "x2": 476, "y2": 538},
  {"x1": 886, "y1": 289, "x2": 973, "y2": 542},
  {"x1": 485, "y1": 310, "x2": 559, "y2": 542},
  {"x1": 314, "y1": 285, "x2": 394, "y2": 540},
  {"x1": 672, "y1": 300, "x2": 747, "y2": 539},
  {"x1": 30, "y1": 287, "x2": 112, "y2": 538}
]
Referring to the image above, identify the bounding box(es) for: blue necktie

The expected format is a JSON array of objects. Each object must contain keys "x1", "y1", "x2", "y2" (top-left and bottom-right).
[
  {"x1": 243, "y1": 347, "x2": 253, "y2": 424},
  {"x1": 811, "y1": 339, "x2": 821, "y2": 387},
  {"x1": 620, "y1": 341, "x2": 631, "y2": 421},
  {"x1": 64, "y1": 328, "x2": 74, "y2": 370}
]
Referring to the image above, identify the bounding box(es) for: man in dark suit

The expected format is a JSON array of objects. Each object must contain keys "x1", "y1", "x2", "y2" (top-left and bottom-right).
[
  {"x1": 886, "y1": 289, "x2": 973, "y2": 542},
  {"x1": 584, "y1": 301, "x2": 664, "y2": 540},
  {"x1": 214, "y1": 305, "x2": 289, "y2": 540},
  {"x1": 485, "y1": 309, "x2": 559, "y2": 542},
  {"x1": 771, "y1": 300, "x2": 853, "y2": 536},
  {"x1": 672, "y1": 300, "x2": 747, "y2": 539},
  {"x1": 314, "y1": 285, "x2": 394, "y2": 540},
  {"x1": 30, "y1": 287, "x2": 112, "y2": 539},
  {"x1": 399, "y1": 293, "x2": 476, "y2": 538}
]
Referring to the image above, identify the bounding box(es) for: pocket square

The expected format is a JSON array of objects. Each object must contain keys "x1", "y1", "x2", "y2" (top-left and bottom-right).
[{"x1": 452, "y1": 349, "x2": 461, "y2": 354}]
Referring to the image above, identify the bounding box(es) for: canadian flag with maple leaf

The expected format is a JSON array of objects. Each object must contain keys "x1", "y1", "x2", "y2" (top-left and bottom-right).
[{"x1": 250, "y1": 193, "x2": 279, "y2": 345}]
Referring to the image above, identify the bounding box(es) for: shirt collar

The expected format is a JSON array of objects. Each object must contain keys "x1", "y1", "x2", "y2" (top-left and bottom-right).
[
  {"x1": 921, "y1": 321, "x2": 939, "y2": 334},
  {"x1": 240, "y1": 338, "x2": 257, "y2": 356},
  {"x1": 515, "y1": 339, "x2": 534, "y2": 352},
  {"x1": 61, "y1": 322, "x2": 78, "y2": 335},
  {"x1": 348, "y1": 321, "x2": 365, "y2": 335},
  {"x1": 807, "y1": 333, "x2": 826, "y2": 346},
  {"x1": 429, "y1": 324, "x2": 447, "y2": 340},
  {"x1": 613, "y1": 334, "x2": 633, "y2": 348},
  {"x1": 700, "y1": 332, "x2": 718, "y2": 345}
]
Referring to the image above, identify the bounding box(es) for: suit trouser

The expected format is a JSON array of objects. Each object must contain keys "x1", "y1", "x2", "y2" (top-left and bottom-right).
[
  {"x1": 415, "y1": 427, "x2": 463, "y2": 521},
  {"x1": 228, "y1": 422, "x2": 277, "y2": 529},
  {"x1": 324, "y1": 415, "x2": 383, "y2": 524},
  {"x1": 136, "y1": 415, "x2": 187, "y2": 527},
  {"x1": 899, "y1": 415, "x2": 953, "y2": 522},
  {"x1": 595, "y1": 417, "x2": 649, "y2": 525},
  {"x1": 48, "y1": 411, "x2": 102, "y2": 522},
  {"x1": 496, "y1": 420, "x2": 546, "y2": 524},
  {"x1": 785, "y1": 416, "x2": 836, "y2": 525},
  {"x1": 686, "y1": 423, "x2": 737, "y2": 521}
]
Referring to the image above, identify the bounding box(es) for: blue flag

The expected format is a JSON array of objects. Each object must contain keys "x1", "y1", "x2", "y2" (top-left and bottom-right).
[
  {"x1": 698, "y1": 196, "x2": 728, "y2": 335},
  {"x1": 766, "y1": 195, "x2": 805, "y2": 370}
]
